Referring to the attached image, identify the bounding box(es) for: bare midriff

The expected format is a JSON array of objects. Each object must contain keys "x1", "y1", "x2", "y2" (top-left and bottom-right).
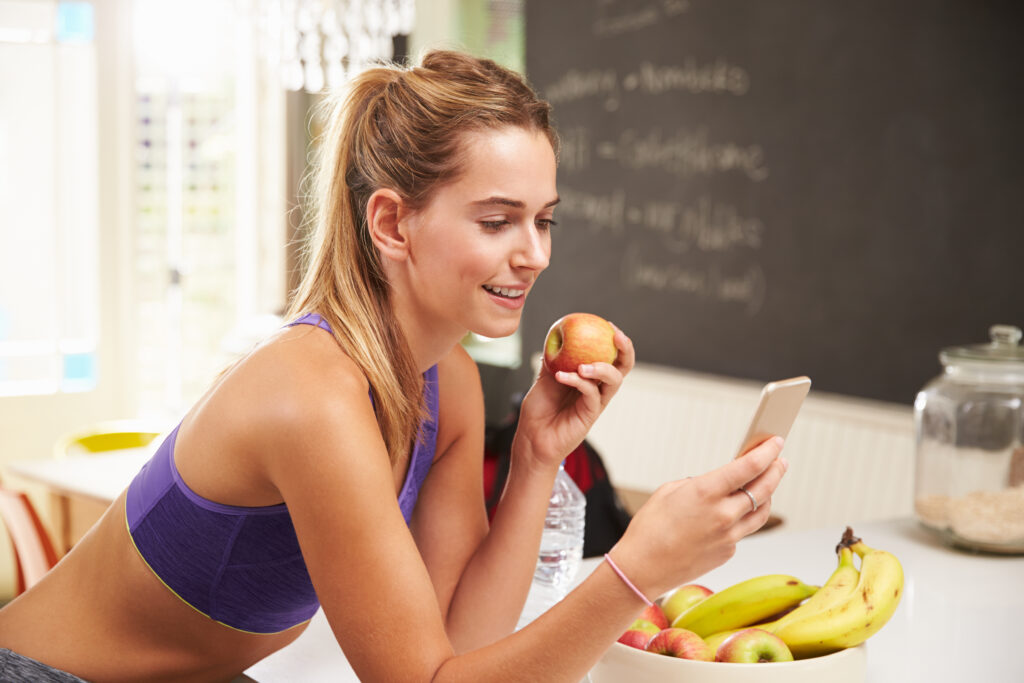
[{"x1": 0, "y1": 492, "x2": 309, "y2": 683}]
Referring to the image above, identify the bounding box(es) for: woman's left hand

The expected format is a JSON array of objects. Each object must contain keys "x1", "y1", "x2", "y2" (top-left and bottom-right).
[{"x1": 514, "y1": 323, "x2": 635, "y2": 468}]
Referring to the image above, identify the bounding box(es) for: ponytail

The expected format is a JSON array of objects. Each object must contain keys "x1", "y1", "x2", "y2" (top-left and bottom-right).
[{"x1": 288, "y1": 51, "x2": 557, "y2": 465}]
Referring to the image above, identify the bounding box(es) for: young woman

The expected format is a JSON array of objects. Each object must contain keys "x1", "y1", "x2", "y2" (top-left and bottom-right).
[{"x1": 0, "y1": 51, "x2": 787, "y2": 682}]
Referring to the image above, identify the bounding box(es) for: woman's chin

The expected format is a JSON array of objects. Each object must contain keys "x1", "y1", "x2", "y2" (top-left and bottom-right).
[{"x1": 471, "y1": 319, "x2": 521, "y2": 341}]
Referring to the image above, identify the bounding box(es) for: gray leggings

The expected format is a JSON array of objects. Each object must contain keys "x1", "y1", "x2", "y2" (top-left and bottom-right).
[{"x1": 0, "y1": 649, "x2": 88, "y2": 682}]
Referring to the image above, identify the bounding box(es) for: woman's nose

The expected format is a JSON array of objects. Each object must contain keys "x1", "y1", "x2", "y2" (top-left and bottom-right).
[{"x1": 512, "y1": 225, "x2": 550, "y2": 271}]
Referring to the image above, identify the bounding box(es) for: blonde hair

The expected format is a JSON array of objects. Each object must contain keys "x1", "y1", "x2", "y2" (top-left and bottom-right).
[{"x1": 288, "y1": 50, "x2": 558, "y2": 465}]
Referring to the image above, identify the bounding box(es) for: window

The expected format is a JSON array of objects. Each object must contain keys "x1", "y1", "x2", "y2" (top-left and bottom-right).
[
  {"x1": 132, "y1": 0, "x2": 286, "y2": 414},
  {"x1": 0, "y1": 0, "x2": 99, "y2": 396}
]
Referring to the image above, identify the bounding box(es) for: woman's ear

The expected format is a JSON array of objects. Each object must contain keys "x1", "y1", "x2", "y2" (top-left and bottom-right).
[{"x1": 366, "y1": 188, "x2": 411, "y2": 261}]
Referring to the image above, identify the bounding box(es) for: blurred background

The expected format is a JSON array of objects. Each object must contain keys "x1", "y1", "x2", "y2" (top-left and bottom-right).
[
  {"x1": 0, "y1": 0, "x2": 526, "y2": 461},
  {"x1": 1, "y1": 0, "x2": 1020, "y2": 599}
]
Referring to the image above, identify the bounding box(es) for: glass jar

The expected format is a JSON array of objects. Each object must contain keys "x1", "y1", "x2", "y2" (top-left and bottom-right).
[{"x1": 914, "y1": 324, "x2": 1024, "y2": 554}]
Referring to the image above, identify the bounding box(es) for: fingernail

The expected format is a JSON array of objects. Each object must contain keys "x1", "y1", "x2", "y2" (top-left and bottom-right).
[
  {"x1": 773, "y1": 436, "x2": 785, "y2": 448},
  {"x1": 579, "y1": 364, "x2": 593, "y2": 376},
  {"x1": 780, "y1": 456, "x2": 790, "y2": 472}
]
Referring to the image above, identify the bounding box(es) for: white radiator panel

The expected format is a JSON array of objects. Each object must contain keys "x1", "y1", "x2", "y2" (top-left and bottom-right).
[{"x1": 583, "y1": 362, "x2": 916, "y2": 532}]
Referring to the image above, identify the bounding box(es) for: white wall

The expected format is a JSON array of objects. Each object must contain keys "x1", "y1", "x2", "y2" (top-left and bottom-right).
[
  {"x1": 584, "y1": 362, "x2": 916, "y2": 532},
  {"x1": 411, "y1": 0, "x2": 459, "y2": 55}
]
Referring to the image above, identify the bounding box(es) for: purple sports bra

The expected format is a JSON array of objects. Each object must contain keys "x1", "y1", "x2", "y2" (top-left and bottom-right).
[{"x1": 125, "y1": 313, "x2": 439, "y2": 634}]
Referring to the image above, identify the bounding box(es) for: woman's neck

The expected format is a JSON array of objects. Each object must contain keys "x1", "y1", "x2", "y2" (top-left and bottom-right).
[{"x1": 391, "y1": 296, "x2": 466, "y2": 373}]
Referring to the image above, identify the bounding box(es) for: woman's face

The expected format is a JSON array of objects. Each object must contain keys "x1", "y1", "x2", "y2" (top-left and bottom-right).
[{"x1": 398, "y1": 125, "x2": 558, "y2": 340}]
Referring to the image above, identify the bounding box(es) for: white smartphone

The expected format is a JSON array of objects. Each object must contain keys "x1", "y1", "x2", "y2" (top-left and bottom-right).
[{"x1": 734, "y1": 376, "x2": 811, "y2": 458}]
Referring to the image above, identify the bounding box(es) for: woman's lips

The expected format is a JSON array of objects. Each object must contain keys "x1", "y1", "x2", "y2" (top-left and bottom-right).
[{"x1": 482, "y1": 284, "x2": 527, "y2": 309}]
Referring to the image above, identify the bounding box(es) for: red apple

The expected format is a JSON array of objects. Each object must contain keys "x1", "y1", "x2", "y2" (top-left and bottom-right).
[
  {"x1": 645, "y1": 627, "x2": 715, "y2": 661},
  {"x1": 715, "y1": 628, "x2": 794, "y2": 663},
  {"x1": 542, "y1": 313, "x2": 617, "y2": 374},
  {"x1": 617, "y1": 618, "x2": 661, "y2": 650},
  {"x1": 638, "y1": 603, "x2": 670, "y2": 630},
  {"x1": 661, "y1": 584, "x2": 713, "y2": 624}
]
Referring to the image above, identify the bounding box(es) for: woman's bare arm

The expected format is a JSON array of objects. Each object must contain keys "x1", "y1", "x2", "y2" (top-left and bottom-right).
[{"x1": 261, "y1": 344, "x2": 787, "y2": 681}]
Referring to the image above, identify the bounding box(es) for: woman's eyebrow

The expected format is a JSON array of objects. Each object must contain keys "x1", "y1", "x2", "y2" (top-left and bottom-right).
[{"x1": 471, "y1": 196, "x2": 561, "y2": 209}]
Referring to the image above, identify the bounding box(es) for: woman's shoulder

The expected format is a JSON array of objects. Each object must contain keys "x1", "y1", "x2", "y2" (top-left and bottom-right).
[
  {"x1": 172, "y1": 323, "x2": 379, "y2": 506},
  {"x1": 217, "y1": 324, "x2": 373, "y2": 433},
  {"x1": 435, "y1": 343, "x2": 481, "y2": 399},
  {"x1": 433, "y1": 343, "x2": 484, "y2": 453}
]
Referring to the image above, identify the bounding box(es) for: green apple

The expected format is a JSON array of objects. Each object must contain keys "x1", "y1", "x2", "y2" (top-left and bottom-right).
[
  {"x1": 661, "y1": 584, "x2": 713, "y2": 624},
  {"x1": 715, "y1": 628, "x2": 794, "y2": 663}
]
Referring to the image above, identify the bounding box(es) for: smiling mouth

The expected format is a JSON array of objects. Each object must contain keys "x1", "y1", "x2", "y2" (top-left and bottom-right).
[{"x1": 483, "y1": 284, "x2": 526, "y2": 299}]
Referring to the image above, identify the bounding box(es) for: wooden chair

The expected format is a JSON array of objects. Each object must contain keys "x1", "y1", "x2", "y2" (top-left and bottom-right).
[{"x1": 0, "y1": 483, "x2": 60, "y2": 595}]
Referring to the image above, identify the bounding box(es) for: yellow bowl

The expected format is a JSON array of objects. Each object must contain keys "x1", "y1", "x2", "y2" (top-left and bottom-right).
[{"x1": 591, "y1": 642, "x2": 867, "y2": 683}]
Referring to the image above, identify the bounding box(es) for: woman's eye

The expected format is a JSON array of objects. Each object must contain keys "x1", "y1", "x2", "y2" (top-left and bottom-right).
[{"x1": 480, "y1": 218, "x2": 557, "y2": 231}]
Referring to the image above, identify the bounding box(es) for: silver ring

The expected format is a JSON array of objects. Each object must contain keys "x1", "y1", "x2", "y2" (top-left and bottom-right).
[{"x1": 738, "y1": 486, "x2": 758, "y2": 513}]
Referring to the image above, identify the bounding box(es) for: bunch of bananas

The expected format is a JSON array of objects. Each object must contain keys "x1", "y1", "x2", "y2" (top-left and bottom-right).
[{"x1": 671, "y1": 527, "x2": 904, "y2": 659}]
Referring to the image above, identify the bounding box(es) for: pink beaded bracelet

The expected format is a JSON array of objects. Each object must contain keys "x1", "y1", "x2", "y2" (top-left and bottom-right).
[{"x1": 603, "y1": 553, "x2": 654, "y2": 607}]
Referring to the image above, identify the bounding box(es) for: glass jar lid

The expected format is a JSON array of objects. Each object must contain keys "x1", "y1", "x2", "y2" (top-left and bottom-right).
[{"x1": 940, "y1": 324, "x2": 1024, "y2": 366}]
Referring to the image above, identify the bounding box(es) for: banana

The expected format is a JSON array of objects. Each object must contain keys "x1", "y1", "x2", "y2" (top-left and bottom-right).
[
  {"x1": 773, "y1": 532, "x2": 904, "y2": 658},
  {"x1": 769, "y1": 545, "x2": 859, "y2": 633},
  {"x1": 702, "y1": 546, "x2": 858, "y2": 653},
  {"x1": 671, "y1": 574, "x2": 818, "y2": 638}
]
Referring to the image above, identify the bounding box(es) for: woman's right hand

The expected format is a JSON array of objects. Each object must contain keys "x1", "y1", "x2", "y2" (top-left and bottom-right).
[{"x1": 607, "y1": 436, "x2": 789, "y2": 601}]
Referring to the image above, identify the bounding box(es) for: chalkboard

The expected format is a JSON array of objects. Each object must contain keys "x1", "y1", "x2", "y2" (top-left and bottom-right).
[{"x1": 520, "y1": 0, "x2": 1023, "y2": 405}]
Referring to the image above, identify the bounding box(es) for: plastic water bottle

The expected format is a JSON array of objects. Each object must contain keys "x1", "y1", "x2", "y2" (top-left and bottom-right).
[{"x1": 516, "y1": 462, "x2": 586, "y2": 630}]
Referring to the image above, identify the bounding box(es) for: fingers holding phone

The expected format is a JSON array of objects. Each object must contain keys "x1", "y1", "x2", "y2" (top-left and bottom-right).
[{"x1": 720, "y1": 435, "x2": 787, "y2": 512}]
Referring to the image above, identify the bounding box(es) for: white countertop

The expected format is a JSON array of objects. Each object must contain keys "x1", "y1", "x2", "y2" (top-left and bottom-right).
[{"x1": 245, "y1": 517, "x2": 1024, "y2": 682}]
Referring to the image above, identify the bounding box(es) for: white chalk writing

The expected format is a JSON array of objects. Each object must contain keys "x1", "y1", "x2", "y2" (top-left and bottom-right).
[
  {"x1": 557, "y1": 186, "x2": 763, "y2": 254},
  {"x1": 622, "y1": 245, "x2": 766, "y2": 314},
  {"x1": 635, "y1": 197, "x2": 764, "y2": 253},
  {"x1": 599, "y1": 127, "x2": 769, "y2": 181},
  {"x1": 558, "y1": 126, "x2": 591, "y2": 173},
  {"x1": 544, "y1": 68, "x2": 618, "y2": 105},
  {"x1": 593, "y1": 0, "x2": 690, "y2": 38},
  {"x1": 541, "y1": 25, "x2": 768, "y2": 317},
  {"x1": 558, "y1": 185, "x2": 627, "y2": 234},
  {"x1": 544, "y1": 58, "x2": 749, "y2": 106},
  {"x1": 624, "y1": 60, "x2": 750, "y2": 96}
]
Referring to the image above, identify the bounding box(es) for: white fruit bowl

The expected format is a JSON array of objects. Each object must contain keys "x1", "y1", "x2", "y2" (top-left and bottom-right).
[{"x1": 590, "y1": 642, "x2": 867, "y2": 683}]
